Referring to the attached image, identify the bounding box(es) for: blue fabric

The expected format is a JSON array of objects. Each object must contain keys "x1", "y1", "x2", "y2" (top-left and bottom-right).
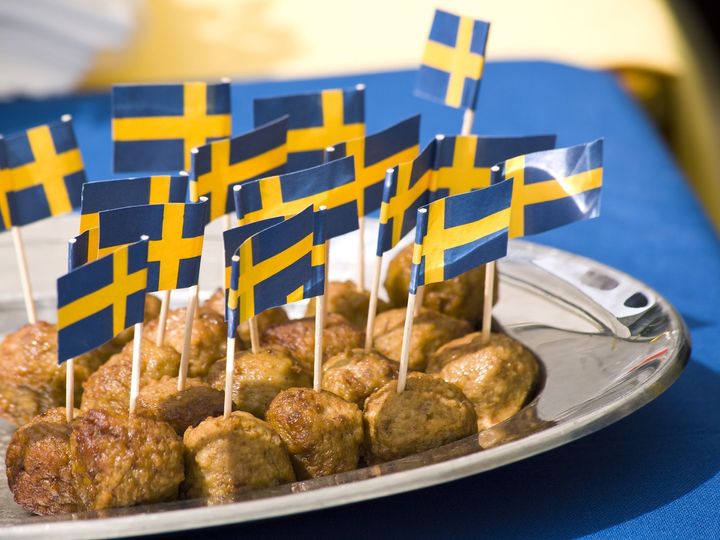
[{"x1": 1, "y1": 61, "x2": 719, "y2": 538}]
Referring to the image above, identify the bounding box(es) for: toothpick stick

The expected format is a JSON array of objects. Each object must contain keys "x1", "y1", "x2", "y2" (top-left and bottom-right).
[
  {"x1": 223, "y1": 213, "x2": 232, "y2": 231},
  {"x1": 397, "y1": 292, "x2": 417, "y2": 393},
  {"x1": 357, "y1": 216, "x2": 365, "y2": 291},
  {"x1": 155, "y1": 290, "x2": 171, "y2": 346},
  {"x1": 313, "y1": 237, "x2": 330, "y2": 391},
  {"x1": 11, "y1": 226, "x2": 36, "y2": 324},
  {"x1": 129, "y1": 322, "x2": 144, "y2": 415},
  {"x1": 461, "y1": 108, "x2": 475, "y2": 135},
  {"x1": 414, "y1": 286, "x2": 425, "y2": 316},
  {"x1": 249, "y1": 316, "x2": 260, "y2": 353},
  {"x1": 364, "y1": 254, "x2": 383, "y2": 351},
  {"x1": 481, "y1": 260, "x2": 495, "y2": 343},
  {"x1": 223, "y1": 337, "x2": 235, "y2": 418},
  {"x1": 65, "y1": 359, "x2": 74, "y2": 422},
  {"x1": 177, "y1": 285, "x2": 199, "y2": 391}
]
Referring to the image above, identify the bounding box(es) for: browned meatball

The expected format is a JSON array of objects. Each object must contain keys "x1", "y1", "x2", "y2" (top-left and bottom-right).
[
  {"x1": 206, "y1": 347, "x2": 310, "y2": 419},
  {"x1": 372, "y1": 308, "x2": 472, "y2": 371},
  {"x1": 266, "y1": 388, "x2": 364, "y2": 479},
  {"x1": 202, "y1": 288, "x2": 289, "y2": 349},
  {"x1": 183, "y1": 411, "x2": 295, "y2": 500},
  {"x1": 136, "y1": 376, "x2": 225, "y2": 435},
  {"x1": 0, "y1": 321, "x2": 115, "y2": 426},
  {"x1": 427, "y1": 332, "x2": 540, "y2": 430},
  {"x1": 322, "y1": 349, "x2": 398, "y2": 409},
  {"x1": 304, "y1": 280, "x2": 390, "y2": 329},
  {"x1": 5, "y1": 407, "x2": 84, "y2": 515},
  {"x1": 111, "y1": 294, "x2": 162, "y2": 348},
  {"x1": 384, "y1": 243, "x2": 496, "y2": 326},
  {"x1": 363, "y1": 372, "x2": 477, "y2": 463},
  {"x1": 80, "y1": 339, "x2": 180, "y2": 414},
  {"x1": 70, "y1": 409, "x2": 184, "y2": 510},
  {"x1": 261, "y1": 314, "x2": 363, "y2": 375},
  {"x1": 145, "y1": 306, "x2": 226, "y2": 377}
]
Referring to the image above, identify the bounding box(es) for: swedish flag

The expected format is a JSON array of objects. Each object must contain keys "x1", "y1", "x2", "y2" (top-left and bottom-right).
[
  {"x1": 68, "y1": 227, "x2": 100, "y2": 271},
  {"x1": 191, "y1": 116, "x2": 288, "y2": 222},
  {"x1": 416, "y1": 9, "x2": 490, "y2": 110},
  {"x1": 253, "y1": 87, "x2": 365, "y2": 171},
  {"x1": 57, "y1": 238, "x2": 149, "y2": 363},
  {"x1": 234, "y1": 155, "x2": 358, "y2": 239},
  {"x1": 98, "y1": 199, "x2": 209, "y2": 291},
  {"x1": 80, "y1": 175, "x2": 189, "y2": 232},
  {"x1": 227, "y1": 205, "x2": 326, "y2": 336},
  {"x1": 0, "y1": 141, "x2": 11, "y2": 232},
  {"x1": 112, "y1": 81, "x2": 231, "y2": 173},
  {"x1": 432, "y1": 134, "x2": 556, "y2": 198},
  {"x1": 0, "y1": 116, "x2": 86, "y2": 227},
  {"x1": 332, "y1": 115, "x2": 420, "y2": 216},
  {"x1": 410, "y1": 181, "x2": 513, "y2": 294},
  {"x1": 492, "y1": 139, "x2": 603, "y2": 238},
  {"x1": 223, "y1": 215, "x2": 284, "y2": 293}
]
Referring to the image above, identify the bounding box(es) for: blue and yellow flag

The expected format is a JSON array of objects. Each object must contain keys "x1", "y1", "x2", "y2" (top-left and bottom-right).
[
  {"x1": 68, "y1": 227, "x2": 101, "y2": 271},
  {"x1": 253, "y1": 87, "x2": 365, "y2": 171},
  {"x1": 57, "y1": 237, "x2": 149, "y2": 363},
  {"x1": 80, "y1": 175, "x2": 189, "y2": 232},
  {"x1": 409, "y1": 181, "x2": 512, "y2": 294},
  {"x1": 191, "y1": 116, "x2": 288, "y2": 222},
  {"x1": 234, "y1": 155, "x2": 358, "y2": 239},
  {"x1": 491, "y1": 139, "x2": 603, "y2": 238},
  {"x1": 0, "y1": 117, "x2": 86, "y2": 228},
  {"x1": 416, "y1": 9, "x2": 490, "y2": 110},
  {"x1": 112, "y1": 81, "x2": 231, "y2": 172},
  {"x1": 98, "y1": 198, "x2": 209, "y2": 291},
  {"x1": 376, "y1": 133, "x2": 556, "y2": 256},
  {"x1": 226, "y1": 205, "x2": 326, "y2": 336},
  {"x1": 332, "y1": 115, "x2": 420, "y2": 216}
]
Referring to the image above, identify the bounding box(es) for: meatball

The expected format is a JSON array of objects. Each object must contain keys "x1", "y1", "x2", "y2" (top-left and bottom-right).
[
  {"x1": 136, "y1": 376, "x2": 225, "y2": 435},
  {"x1": 81, "y1": 339, "x2": 180, "y2": 414},
  {"x1": 183, "y1": 411, "x2": 295, "y2": 500},
  {"x1": 0, "y1": 321, "x2": 115, "y2": 426},
  {"x1": 144, "y1": 306, "x2": 226, "y2": 378},
  {"x1": 372, "y1": 308, "x2": 472, "y2": 371},
  {"x1": 384, "y1": 244, "x2": 496, "y2": 326},
  {"x1": 70, "y1": 409, "x2": 184, "y2": 510},
  {"x1": 111, "y1": 294, "x2": 162, "y2": 348},
  {"x1": 5, "y1": 407, "x2": 83, "y2": 515},
  {"x1": 206, "y1": 347, "x2": 310, "y2": 419},
  {"x1": 202, "y1": 288, "x2": 289, "y2": 349},
  {"x1": 304, "y1": 280, "x2": 390, "y2": 329},
  {"x1": 266, "y1": 388, "x2": 364, "y2": 479},
  {"x1": 363, "y1": 372, "x2": 477, "y2": 463},
  {"x1": 427, "y1": 332, "x2": 540, "y2": 430},
  {"x1": 261, "y1": 314, "x2": 363, "y2": 375},
  {"x1": 322, "y1": 349, "x2": 399, "y2": 409}
]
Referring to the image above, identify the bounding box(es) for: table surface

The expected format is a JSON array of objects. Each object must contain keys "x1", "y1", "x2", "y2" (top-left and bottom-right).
[{"x1": 1, "y1": 61, "x2": 719, "y2": 539}]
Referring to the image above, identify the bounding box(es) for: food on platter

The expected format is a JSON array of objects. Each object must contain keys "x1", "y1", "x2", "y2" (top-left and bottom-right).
[
  {"x1": 206, "y1": 347, "x2": 311, "y2": 419},
  {"x1": 135, "y1": 376, "x2": 225, "y2": 435},
  {"x1": 363, "y1": 372, "x2": 478, "y2": 463},
  {"x1": 80, "y1": 339, "x2": 181, "y2": 414},
  {"x1": 427, "y1": 332, "x2": 540, "y2": 430},
  {"x1": 321, "y1": 349, "x2": 399, "y2": 408},
  {"x1": 304, "y1": 280, "x2": 390, "y2": 329},
  {"x1": 182, "y1": 411, "x2": 296, "y2": 500},
  {"x1": 266, "y1": 388, "x2": 364, "y2": 479},
  {"x1": 384, "y1": 244, "x2": 495, "y2": 327},
  {"x1": 261, "y1": 314, "x2": 363, "y2": 374},
  {"x1": 145, "y1": 306, "x2": 226, "y2": 378},
  {"x1": 372, "y1": 307, "x2": 472, "y2": 371},
  {"x1": 203, "y1": 289, "x2": 289, "y2": 348}
]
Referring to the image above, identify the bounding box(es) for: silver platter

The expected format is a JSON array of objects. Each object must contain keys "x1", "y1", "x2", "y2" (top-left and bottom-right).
[{"x1": 0, "y1": 240, "x2": 690, "y2": 539}]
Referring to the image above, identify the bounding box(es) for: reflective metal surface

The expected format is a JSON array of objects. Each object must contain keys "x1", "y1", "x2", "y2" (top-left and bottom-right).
[{"x1": 0, "y1": 240, "x2": 690, "y2": 539}]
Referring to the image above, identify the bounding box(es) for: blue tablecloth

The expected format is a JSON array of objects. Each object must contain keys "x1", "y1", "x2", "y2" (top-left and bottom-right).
[{"x1": 2, "y1": 61, "x2": 719, "y2": 539}]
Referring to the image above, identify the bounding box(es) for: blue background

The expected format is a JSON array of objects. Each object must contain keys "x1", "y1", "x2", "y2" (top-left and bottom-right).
[{"x1": 1, "y1": 61, "x2": 719, "y2": 538}]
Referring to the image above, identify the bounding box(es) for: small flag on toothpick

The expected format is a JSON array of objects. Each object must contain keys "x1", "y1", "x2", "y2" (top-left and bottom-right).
[
  {"x1": 491, "y1": 139, "x2": 604, "y2": 238},
  {"x1": 253, "y1": 86, "x2": 365, "y2": 171},
  {"x1": 80, "y1": 175, "x2": 189, "y2": 232},
  {"x1": 112, "y1": 81, "x2": 231, "y2": 172},
  {"x1": 190, "y1": 115, "x2": 289, "y2": 222}
]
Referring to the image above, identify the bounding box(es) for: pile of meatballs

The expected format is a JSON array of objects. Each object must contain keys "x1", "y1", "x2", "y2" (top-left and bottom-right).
[{"x1": 1, "y1": 244, "x2": 540, "y2": 516}]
